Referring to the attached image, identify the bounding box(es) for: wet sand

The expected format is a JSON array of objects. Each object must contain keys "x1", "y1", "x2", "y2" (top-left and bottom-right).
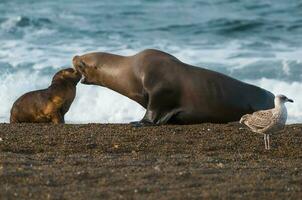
[{"x1": 0, "y1": 123, "x2": 301, "y2": 199}]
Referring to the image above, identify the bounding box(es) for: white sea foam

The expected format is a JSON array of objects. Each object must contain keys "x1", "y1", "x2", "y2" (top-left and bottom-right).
[
  {"x1": 1, "y1": 67, "x2": 301, "y2": 124},
  {"x1": 0, "y1": 71, "x2": 49, "y2": 122},
  {"x1": 66, "y1": 85, "x2": 145, "y2": 123}
]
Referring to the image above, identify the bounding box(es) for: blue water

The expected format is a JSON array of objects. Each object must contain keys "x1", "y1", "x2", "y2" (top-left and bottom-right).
[{"x1": 0, "y1": 0, "x2": 301, "y2": 123}]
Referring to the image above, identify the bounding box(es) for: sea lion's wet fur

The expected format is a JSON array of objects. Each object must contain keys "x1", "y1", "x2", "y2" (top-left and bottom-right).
[
  {"x1": 73, "y1": 49, "x2": 275, "y2": 126},
  {"x1": 10, "y1": 68, "x2": 81, "y2": 123}
]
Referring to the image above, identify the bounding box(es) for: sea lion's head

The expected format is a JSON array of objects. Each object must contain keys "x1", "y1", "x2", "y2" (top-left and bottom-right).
[
  {"x1": 52, "y1": 68, "x2": 81, "y2": 85},
  {"x1": 72, "y1": 54, "x2": 102, "y2": 85}
]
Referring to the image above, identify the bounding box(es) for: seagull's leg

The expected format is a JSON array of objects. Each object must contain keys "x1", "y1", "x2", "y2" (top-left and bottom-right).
[
  {"x1": 267, "y1": 134, "x2": 270, "y2": 150},
  {"x1": 264, "y1": 134, "x2": 267, "y2": 150}
]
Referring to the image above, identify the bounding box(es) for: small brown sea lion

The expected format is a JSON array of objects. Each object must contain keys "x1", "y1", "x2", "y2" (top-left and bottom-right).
[{"x1": 10, "y1": 68, "x2": 81, "y2": 124}]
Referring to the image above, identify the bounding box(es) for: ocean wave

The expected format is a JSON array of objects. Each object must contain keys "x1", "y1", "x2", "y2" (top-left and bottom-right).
[
  {"x1": 206, "y1": 18, "x2": 265, "y2": 34},
  {"x1": 227, "y1": 59, "x2": 302, "y2": 82},
  {"x1": 140, "y1": 19, "x2": 265, "y2": 35},
  {"x1": 0, "y1": 16, "x2": 52, "y2": 32}
]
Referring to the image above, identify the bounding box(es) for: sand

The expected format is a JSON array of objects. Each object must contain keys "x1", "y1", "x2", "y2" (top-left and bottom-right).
[{"x1": 0, "y1": 123, "x2": 301, "y2": 199}]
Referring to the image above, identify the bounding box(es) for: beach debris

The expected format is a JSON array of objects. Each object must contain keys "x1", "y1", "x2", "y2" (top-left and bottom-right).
[
  {"x1": 113, "y1": 144, "x2": 119, "y2": 148},
  {"x1": 240, "y1": 95, "x2": 293, "y2": 150},
  {"x1": 0, "y1": 137, "x2": 2, "y2": 142}
]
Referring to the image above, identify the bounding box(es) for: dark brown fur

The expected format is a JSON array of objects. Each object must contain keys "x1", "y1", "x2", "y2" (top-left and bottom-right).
[
  {"x1": 73, "y1": 49, "x2": 275, "y2": 126},
  {"x1": 10, "y1": 68, "x2": 81, "y2": 124}
]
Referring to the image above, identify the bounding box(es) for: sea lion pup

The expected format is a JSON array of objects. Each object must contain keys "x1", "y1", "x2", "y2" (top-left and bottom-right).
[
  {"x1": 73, "y1": 49, "x2": 274, "y2": 126},
  {"x1": 10, "y1": 68, "x2": 81, "y2": 124}
]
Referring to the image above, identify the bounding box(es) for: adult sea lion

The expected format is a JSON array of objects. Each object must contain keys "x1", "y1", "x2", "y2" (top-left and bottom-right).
[
  {"x1": 73, "y1": 49, "x2": 274, "y2": 126},
  {"x1": 10, "y1": 68, "x2": 81, "y2": 124}
]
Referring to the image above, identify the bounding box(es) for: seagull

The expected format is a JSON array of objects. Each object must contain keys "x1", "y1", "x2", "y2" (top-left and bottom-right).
[{"x1": 240, "y1": 94, "x2": 293, "y2": 150}]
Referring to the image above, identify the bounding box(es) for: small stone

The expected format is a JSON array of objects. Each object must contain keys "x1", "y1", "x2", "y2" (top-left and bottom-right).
[
  {"x1": 154, "y1": 165, "x2": 161, "y2": 171},
  {"x1": 217, "y1": 163, "x2": 224, "y2": 168},
  {"x1": 207, "y1": 128, "x2": 211, "y2": 131},
  {"x1": 134, "y1": 189, "x2": 138, "y2": 193},
  {"x1": 0, "y1": 137, "x2": 3, "y2": 142},
  {"x1": 113, "y1": 144, "x2": 119, "y2": 148}
]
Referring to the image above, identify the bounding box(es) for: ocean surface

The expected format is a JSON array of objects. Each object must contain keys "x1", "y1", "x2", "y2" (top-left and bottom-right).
[{"x1": 0, "y1": 0, "x2": 301, "y2": 123}]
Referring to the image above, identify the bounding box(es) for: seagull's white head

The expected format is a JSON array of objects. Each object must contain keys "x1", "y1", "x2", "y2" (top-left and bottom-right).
[{"x1": 275, "y1": 94, "x2": 294, "y2": 105}]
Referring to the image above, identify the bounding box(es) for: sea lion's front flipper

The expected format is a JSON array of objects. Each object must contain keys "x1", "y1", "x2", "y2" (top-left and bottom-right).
[
  {"x1": 130, "y1": 108, "x2": 182, "y2": 127},
  {"x1": 130, "y1": 120, "x2": 155, "y2": 127}
]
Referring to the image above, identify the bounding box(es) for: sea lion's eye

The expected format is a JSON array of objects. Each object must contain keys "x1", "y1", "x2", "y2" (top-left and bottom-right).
[{"x1": 79, "y1": 61, "x2": 86, "y2": 69}]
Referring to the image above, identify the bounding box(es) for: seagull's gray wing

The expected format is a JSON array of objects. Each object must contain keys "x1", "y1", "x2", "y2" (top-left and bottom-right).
[{"x1": 246, "y1": 110, "x2": 274, "y2": 129}]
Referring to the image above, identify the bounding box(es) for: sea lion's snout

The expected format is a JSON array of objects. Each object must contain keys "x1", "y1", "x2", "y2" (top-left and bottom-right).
[
  {"x1": 72, "y1": 55, "x2": 90, "y2": 84},
  {"x1": 73, "y1": 55, "x2": 85, "y2": 71}
]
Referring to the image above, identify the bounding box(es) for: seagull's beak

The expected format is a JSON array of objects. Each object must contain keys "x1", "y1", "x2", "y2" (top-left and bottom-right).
[{"x1": 287, "y1": 98, "x2": 294, "y2": 103}]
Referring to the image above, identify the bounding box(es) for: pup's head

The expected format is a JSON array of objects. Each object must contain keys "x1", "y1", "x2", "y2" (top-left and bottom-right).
[{"x1": 52, "y1": 68, "x2": 81, "y2": 85}]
